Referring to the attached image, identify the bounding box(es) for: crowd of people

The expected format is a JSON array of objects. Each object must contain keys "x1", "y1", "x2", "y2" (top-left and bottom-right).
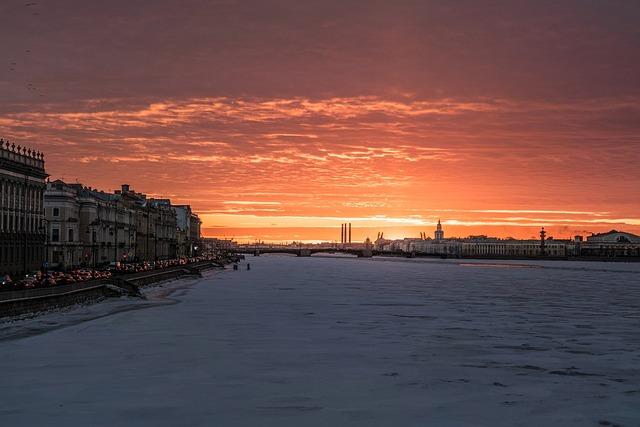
[{"x1": 0, "y1": 254, "x2": 223, "y2": 292}]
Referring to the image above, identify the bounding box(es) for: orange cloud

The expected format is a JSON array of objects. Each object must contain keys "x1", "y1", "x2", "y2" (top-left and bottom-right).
[{"x1": 2, "y1": 95, "x2": 639, "y2": 241}]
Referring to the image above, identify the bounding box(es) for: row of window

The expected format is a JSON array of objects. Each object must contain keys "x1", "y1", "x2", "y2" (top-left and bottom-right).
[
  {"x1": 0, "y1": 212, "x2": 44, "y2": 233},
  {"x1": 0, "y1": 244, "x2": 44, "y2": 268},
  {"x1": 47, "y1": 227, "x2": 140, "y2": 243},
  {"x1": 50, "y1": 228, "x2": 74, "y2": 243},
  {"x1": 0, "y1": 178, "x2": 43, "y2": 213},
  {"x1": 1, "y1": 178, "x2": 44, "y2": 234},
  {"x1": 398, "y1": 243, "x2": 567, "y2": 256}
]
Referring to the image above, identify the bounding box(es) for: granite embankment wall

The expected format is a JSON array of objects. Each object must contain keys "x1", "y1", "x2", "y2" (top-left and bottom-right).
[{"x1": 0, "y1": 260, "x2": 223, "y2": 319}]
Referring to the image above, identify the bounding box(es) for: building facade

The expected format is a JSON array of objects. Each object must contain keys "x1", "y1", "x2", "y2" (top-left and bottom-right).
[
  {"x1": 43, "y1": 180, "x2": 82, "y2": 268},
  {"x1": 81, "y1": 186, "x2": 137, "y2": 266},
  {"x1": 189, "y1": 212, "x2": 201, "y2": 255},
  {"x1": 173, "y1": 205, "x2": 202, "y2": 257},
  {"x1": 173, "y1": 205, "x2": 199, "y2": 257},
  {"x1": 586, "y1": 230, "x2": 640, "y2": 244},
  {"x1": 151, "y1": 199, "x2": 178, "y2": 260},
  {"x1": 375, "y1": 221, "x2": 640, "y2": 259},
  {"x1": 580, "y1": 230, "x2": 640, "y2": 258},
  {"x1": 0, "y1": 140, "x2": 48, "y2": 277},
  {"x1": 44, "y1": 181, "x2": 138, "y2": 269},
  {"x1": 119, "y1": 185, "x2": 178, "y2": 262},
  {"x1": 44, "y1": 181, "x2": 186, "y2": 268}
]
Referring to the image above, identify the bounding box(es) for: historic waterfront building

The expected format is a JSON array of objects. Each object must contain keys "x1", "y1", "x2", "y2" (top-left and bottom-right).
[
  {"x1": 189, "y1": 211, "x2": 202, "y2": 255},
  {"x1": 43, "y1": 180, "x2": 83, "y2": 268},
  {"x1": 150, "y1": 198, "x2": 178, "y2": 260},
  {"x1": 45, "y1": 180, "x2": 138, "y2": 268},
  {"x1": 580, "y1": 230, "x2": 640, "y2": 258},
  {"x1": 378, "y1": 233, "x2": 577, "y2": 259},
  {"x1": 173, "y1": 205, "x2": 192, "y2": 257},
  {"x1": 118, "y1": 185, "x2": 178, "y2": 261},
  {"x1": 374, "y1": 220, "x2": 640, "y2": 259},
  {"x1": 44, "y1": 181, "x2": 194, "y2": 268},
  {"x1": 376, "y1": 221, "x2": 592, "y2": 259},
  {"x1": 0, "y1": 140, "x2": 48, "y2": 278},
  {"x1": 173, "y1": 205, "x2": 202, "y2": 257},
  {"x1": 586, "y1": 230, "x2": 640, "y2": 244}
]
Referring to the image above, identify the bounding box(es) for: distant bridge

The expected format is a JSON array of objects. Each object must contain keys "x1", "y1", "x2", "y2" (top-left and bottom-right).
[{"x1": 237, "y1": 245, "x2": 374, "y2": 258}]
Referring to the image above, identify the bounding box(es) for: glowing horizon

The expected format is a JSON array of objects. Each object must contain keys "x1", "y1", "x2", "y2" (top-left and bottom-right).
[{"x1": 2, "y1": 1, "x2": 639, "y2": 242}]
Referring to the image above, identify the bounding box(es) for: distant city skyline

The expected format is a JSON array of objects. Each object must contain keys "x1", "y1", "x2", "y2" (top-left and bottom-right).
[{"x1": 2, "y1": 1, "x2": 639, "y2": 242}]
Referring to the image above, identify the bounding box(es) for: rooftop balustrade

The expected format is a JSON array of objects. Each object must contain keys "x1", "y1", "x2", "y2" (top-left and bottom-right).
[{"x1": 0, "y1": 138, "x2": 45, "y2": 170}]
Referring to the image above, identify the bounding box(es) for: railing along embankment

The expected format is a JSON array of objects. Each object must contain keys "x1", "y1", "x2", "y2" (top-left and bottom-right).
[{"x1": 0, "y1": 260, "x2": 226, "y2": 319}]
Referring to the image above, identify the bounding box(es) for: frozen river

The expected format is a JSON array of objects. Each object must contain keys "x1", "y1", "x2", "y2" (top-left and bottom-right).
[{"x1": 1, "y1": 255, "x2": 639, "y2": 426}]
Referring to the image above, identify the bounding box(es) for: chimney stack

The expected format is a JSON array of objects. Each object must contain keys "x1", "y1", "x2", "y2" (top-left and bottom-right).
[{"x1": 348, "y1": 223, "x2": 352, "y2": 243}]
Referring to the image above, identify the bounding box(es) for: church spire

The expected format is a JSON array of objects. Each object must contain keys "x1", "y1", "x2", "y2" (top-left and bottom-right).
[{"x1": 435, "y1": 219, "x2": 444, "y2": 241}]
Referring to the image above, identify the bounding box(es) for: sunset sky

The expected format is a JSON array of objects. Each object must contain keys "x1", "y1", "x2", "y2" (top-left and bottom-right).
[{"x1": 2, "y1": 0, "x2": 639, "y2": 242}]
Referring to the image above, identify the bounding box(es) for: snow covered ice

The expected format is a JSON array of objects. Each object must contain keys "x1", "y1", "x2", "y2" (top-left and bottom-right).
[{"x1": 1, "y1": 255, "x2": 639, "y2": 426}]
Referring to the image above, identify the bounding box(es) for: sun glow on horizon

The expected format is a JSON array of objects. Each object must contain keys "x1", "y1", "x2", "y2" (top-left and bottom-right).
[{"x1": 8, "y1": 94, "x2": 635, "y2": 242}]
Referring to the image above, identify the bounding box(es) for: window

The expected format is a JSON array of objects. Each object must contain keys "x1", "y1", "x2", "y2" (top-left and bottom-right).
[
  {"x1": 53, "y1": 207, "x2": 60, "y2": 217},
  {"x1": 51, "y1": 228, "x2": 60, "y2": 242},
  {"x1": 68, "y1": 229, "x2": 74, "y2": 242}
]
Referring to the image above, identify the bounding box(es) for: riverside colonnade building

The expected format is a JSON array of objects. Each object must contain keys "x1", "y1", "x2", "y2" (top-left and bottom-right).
[{"x1": 0, "y1": 139, "x2": 48, "y2": 278}]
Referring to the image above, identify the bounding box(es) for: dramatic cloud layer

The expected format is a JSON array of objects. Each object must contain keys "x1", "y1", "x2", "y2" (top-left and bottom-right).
[{"x1": 2, "y1": 0, "x2": 639, "y2": 241}]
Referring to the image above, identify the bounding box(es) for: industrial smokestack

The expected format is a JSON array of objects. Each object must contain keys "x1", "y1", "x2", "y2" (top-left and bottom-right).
[
  {"x1": 348, "y1": 223, "x2": 352, "y2": 243},
  {"x1": 340, "y1": 224, "x2": 344, "y2": 243}
]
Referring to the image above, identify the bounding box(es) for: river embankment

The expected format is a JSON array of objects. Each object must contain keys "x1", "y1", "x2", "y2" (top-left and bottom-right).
[{"x1": 0, "y1": 255, "x2": 238, "y2": 319}]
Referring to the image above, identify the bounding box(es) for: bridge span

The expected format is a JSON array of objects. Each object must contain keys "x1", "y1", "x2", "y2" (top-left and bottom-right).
[{"x1": 237, "y1": 246, "x2": 375, "y2": 258}]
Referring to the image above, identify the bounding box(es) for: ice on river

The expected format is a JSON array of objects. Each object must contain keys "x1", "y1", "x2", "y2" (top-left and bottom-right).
[{"x1": 1, "y1": 255, "x2": 639, "y2": 426}]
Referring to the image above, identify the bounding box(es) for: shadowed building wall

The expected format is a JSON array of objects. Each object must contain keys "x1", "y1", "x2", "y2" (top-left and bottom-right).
[{"x1": 0, "y1": 139, "x2": 48, "y2": 278}]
